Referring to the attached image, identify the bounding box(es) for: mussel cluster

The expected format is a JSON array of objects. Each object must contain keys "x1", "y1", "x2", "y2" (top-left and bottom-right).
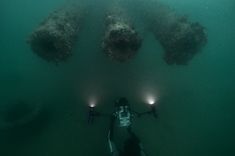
[
  {"x1": 29, "y1": 7, "x2": 81, "y2": 63},
  {"x1": 152, "y1": 7, "x2": 207, "y2": 65},
  {"x1": 102, "y1": 14, "x2": 142, "y2": 62},
  {"x1": 28, "y1": 3, "x2": 207, "y2": 65}
]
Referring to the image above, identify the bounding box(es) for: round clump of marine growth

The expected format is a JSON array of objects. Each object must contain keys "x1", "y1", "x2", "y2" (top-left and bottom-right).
[
  {"x1": 102, "y1": 14, "x2": 142, "y2": 62},
  {"x1": 28, "y1": 7, "x2": 82, "y2": 63}
]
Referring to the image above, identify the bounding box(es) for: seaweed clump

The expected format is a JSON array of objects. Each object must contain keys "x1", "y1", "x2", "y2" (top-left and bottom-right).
[
  {"x1": 102, "y1": 14, "x2": 142, "y2": 62},
  {"x1": 28, "y1": 7, "x2": 81, "y2": 63}
]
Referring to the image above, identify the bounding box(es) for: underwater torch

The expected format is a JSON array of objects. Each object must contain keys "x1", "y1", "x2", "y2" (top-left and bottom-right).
[{"x1": 146, "y1": 95, "x2": 158, "y2": 118}]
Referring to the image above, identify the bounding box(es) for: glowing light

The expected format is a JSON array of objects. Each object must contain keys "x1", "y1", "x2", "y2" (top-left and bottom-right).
[
  {"x1": 145, "y1": 94, "x2": 159, "y2": 105},
  {"x1": 89, "y1": 103, "x2": 96, "y2": 108},
  {"x1": 140, "y1": 86, "x2": 159, "y2": 105},
  {"x1": 147, "y1": 97, "x2": 155, "y2": 105},
  {"x1": 88, "y1": 96, "x2": 97, "y2": 108}
]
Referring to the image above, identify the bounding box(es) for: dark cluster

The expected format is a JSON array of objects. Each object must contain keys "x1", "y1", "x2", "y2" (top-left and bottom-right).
[
  {"x1": 152, "y1": 11, "x2": 207, "y2": 65},
  {"x1": 28, "y1": 3, "x2": 207, "y2": 65},
  {"x1": 28, "y1": 8, "x2": 81, "y2": 63},
  {"x1": 102, "y1": 15, "x2": 142, "y2": 62}
]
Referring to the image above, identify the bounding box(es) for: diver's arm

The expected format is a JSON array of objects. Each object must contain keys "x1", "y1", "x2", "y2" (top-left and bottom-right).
[
  {"x1": 133, "y1": 105, "x2": 158, "y2": 118},
  {"x1": 131, "y1": 110, "x2": 145, "y2": 118},
  {"x1": 88, "y1": 106, "x2": 113, "y2": 124}
]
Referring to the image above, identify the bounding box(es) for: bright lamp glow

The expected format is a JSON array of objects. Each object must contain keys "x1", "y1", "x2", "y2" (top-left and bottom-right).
[
  {"x1": 145, "y1": 94, "x2": 158, "y2": 105},
  {"x1": 148, "y1": 99, "x2": 155, "y2": 105},
  {"x1": 88, "y1": 96, "x2": 97, "y2": 108},
  {"x1": 147, "y1": 97, "x2": 155, "y2": 105},
  {"x1": 89, "y1": 103, "x2": 96, "y2": 108},
  {"x1": 141, "y1": 87, "x2": 159, "y2": 105}
]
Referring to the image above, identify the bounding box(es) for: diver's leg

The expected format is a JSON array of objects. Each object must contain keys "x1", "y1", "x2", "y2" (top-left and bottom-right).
[
  {"x1": 109, "y1": 115, "x2": 115, "y2": 140},
  {"x1": 108, "y1": 134, "x2": 119, "y2": 156},
  {"x1": 127, "y1": 127, "x2": 149, "y2": 156},
  {"x1": 108, "y1": 115, "x2": 119, "y2": 156},
  {"x1": 127, "y1": 126, "x2": 142, "y2": 145},
  {"x1": 127, "y1": 126, "x2": 136, "y2": 137}
]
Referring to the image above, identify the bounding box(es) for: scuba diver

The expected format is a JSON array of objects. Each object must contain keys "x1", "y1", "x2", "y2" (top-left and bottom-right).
[
  {"x1": 108, "y1": 97, "x2": 150, "y2": 156},
  {"x1": 88, "y1": 97, "x2": 158, "y2": 156}
]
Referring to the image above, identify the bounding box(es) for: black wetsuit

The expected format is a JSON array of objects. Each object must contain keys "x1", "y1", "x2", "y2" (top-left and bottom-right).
[{"x1": 108, "y1": 115, "x2": 147, "y2": 156}]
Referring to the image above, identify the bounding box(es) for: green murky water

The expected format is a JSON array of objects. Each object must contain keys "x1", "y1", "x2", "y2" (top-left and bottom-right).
[{"x1": 0, "y1": 0, "x2": 235, "y2": 155}]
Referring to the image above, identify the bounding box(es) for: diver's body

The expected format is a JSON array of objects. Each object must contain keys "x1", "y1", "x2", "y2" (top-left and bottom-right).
[{"x1": 108, "y1": 97, "x2": 148, "y2": 156}]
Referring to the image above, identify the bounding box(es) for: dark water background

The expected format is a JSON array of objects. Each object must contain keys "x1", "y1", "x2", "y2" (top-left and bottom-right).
[{"x1": 0, "y1": 0, "x2": 235, "y2": 155}]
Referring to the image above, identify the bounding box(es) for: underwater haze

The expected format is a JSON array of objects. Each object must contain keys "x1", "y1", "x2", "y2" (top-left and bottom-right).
[{"x1": 1, "y1": 0, "x2": 235, "y2": 156}]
